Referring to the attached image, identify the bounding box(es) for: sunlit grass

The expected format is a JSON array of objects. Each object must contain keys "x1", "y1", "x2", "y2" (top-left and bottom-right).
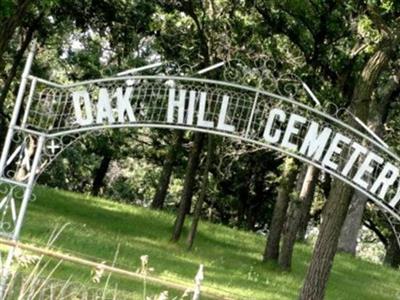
[{"x1": 17, "y1": 186, "x2": 400, "y2": 299}]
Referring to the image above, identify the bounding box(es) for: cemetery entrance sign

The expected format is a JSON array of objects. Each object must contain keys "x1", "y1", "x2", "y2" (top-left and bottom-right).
[
  {"x1": 0, "y1": 43, "x2": 400, "y2": 293},
  {"x1": 70, "y1": 84, "x2": 400, "y2": 209}
]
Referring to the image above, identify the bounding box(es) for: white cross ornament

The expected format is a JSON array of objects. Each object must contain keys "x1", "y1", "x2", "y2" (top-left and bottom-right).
[{"x1": 47, "y1": 140, "x2": 60, "y2": 155}]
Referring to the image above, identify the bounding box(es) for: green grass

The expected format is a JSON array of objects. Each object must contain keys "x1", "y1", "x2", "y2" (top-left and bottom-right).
[{"x1": 15, "y1": 186, "x2": 400, "y2": 299}]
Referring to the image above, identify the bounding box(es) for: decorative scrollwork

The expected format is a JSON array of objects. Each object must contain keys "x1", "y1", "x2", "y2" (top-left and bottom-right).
[
  {"x1": 222, "y1": 57, "x2": 306, "y2": 99},
  {"x1": 223, "y1": 59, "x2": 248, "y2": 83},
  {"x1": 37, "y1": 133, "x2": 86, "y2": 178},
  {"x1": 3, "y1": 132, "x2": 36, "y2": 182},
  {"x1": 0, "y1": 182, "x2": 26, "y2": 237},
  {"x1": 276, "y1": 73, "x2": 304, "y2": 99},
  {"x1": 154, "y1": 61, "x2": 195, "y2": 76}
]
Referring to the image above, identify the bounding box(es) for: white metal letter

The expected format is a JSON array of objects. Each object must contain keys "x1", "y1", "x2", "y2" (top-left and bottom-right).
[
  {"x1": 197, "y1": 92, "x2": 214, "y2": 128},
  {"x1": 167, "y1": 88, "x2": 185, "y2": 124},
  {"x1": 341, "y1": 142, "x2": 368, "y2": 177},
  {"x1": 186, "y1": 90, "x2": 197, "y2": 125},
  {"x1": 322, "y1": 133, "x2": 351, "y2": 171},
  {"x1": 370, "y1": 162, "x2": 399, "y2": 199},
  {"x1": 72, "y1": 90, "x2": 94, "y2": 126},
  {"x1": 263, "y1": 108, "x2": 286, "y2": 144},
  {"x1": 389, "y1": 182, "x2": 400, "y2": 208},
  {"x1": 97, "y1": 88, "x2": 115, "y2": 124},
  {"x1": 281, "y1": 113, "x2": 307, "y2": 152},
  {"x1": 115, "y1": 87, "x2": 136, "y2": 122},
  {"x1": 299, "y1": 122, "x2": 332, "y2": 161},
  {"x1": 353, "y1": 152, "x2": 384, "y2": 189},
  {"x1": 217, "y1": 95, "x2": 235, "y2": 132}
]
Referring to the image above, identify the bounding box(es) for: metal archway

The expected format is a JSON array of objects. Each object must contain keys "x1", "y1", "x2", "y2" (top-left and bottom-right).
[{"x1": 1, "y1": 43, "x2": 400, "y2": 294}]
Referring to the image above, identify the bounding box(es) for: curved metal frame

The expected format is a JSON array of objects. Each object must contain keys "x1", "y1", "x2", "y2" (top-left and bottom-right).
[{"x1": 16, "y1": 74, "x2": 400, "y2": 220}]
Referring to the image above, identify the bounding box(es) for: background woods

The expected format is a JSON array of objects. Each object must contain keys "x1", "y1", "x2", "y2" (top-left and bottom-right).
[{"x1": 1, "y1": 1, "x2": 400, "y2": 299}]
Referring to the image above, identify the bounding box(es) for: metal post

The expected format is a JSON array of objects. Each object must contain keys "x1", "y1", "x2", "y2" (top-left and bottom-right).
[
  {"x1": 21, "y1": 77, "x2": 37, "y2": 128},
  {"x1": 245, "y1": 91, "x2": 259, "y2": 139},
  {"x1": 0, "y1": 135, "x2": 45, "y2": 298},
  {"x1": 192, "y1": 264, "x2": 204, "y2": 300},
  {"x1": 0, "y1": 40, "x2": 36, "y2": 177},
  {"x1": 0, "y1": 39, "x2": 38, "y2": 299}
]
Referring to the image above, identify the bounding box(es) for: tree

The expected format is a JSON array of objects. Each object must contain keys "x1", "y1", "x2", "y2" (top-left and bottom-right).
[
  {"x1": 297, "y1": 166, "x2": 319, "y2": 242},
  {"x1": 253, "y1": 1, "x2": 400, "y2": 297},
  {"x1": 300, "y1": 24, "x2": 399, "y2": 300},
  {"x1": 92, "y1": 152, "x2": 112, "y2": 196},
  {"x1": 263, "y1": 157, "x2": 297, "y2": 262},
  {"x1": 171, "y1": 132, "x2": 204, "y2": 242},
  {"x1": 338, "y1": 70, "x2": 400, "y2": 254},
  {"x1": 5, "y1": 3, "x2": 400, "y2": 298},
  {"x1": 0, "y1": 3, "x2": 54, "y2": 148},
  {"x1": 151, "y1": 131, "x2": 183, "y2": 209},
  {"x1": 0, "y1": 0, "x2": 36, "y2": 72},
  {"x1": 187, "y1": 135, "x2": 214, "y2": 250},
  {"x1": 0, "y1": 25, "x2": 36, "y2": 148},
  {"x1": 279, "y1": 165, "x2": 319, "y2": 269}
]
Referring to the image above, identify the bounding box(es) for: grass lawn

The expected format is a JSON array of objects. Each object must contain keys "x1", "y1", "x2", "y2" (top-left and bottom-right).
[{"x1": 14, "y1": 186, "x2": 400, "y2": 299}]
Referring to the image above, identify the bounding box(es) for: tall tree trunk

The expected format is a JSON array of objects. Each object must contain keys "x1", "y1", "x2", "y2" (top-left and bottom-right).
[
  {"x1": 295, "y1": 165, "x2": 308, "y2": 195},
  {"x1": 299, "y1": 45, "x2": 390, "y2": 300},
  {"x1": 171, "y1": 132, "x2": 204, "y2": 242},
  {"x1": 297, "y1": 166, "x2": 319, "y2": 242},
  {"x1": 263, "y1": 157, "x2": 297, "y2": 262},
  {"x1": 151, "y1": 132, "x2": 183, "y2": 209},
  {"x1": 91, "y1": 153, "x2": 112, "y2": 196},
  {"x1": 299, "y1": 180, "x2": 353, "y2": 299},
  {"x1": 337, "y1": 191, "x2": 367, "y2": 254},
  {"x1": 279, "y1": 165, "x2": 319, "y2": 269},
  {"x1": 187, "y1": 136, "x2": 214, "y2": 250},
  {"x1": 338, "y1": 70, "x2": 399, "y2": 255}
]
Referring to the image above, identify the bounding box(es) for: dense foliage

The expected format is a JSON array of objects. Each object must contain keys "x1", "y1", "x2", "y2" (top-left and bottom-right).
[{"x1": 1, "y1": 1, "x2": 400, "y2": 299}]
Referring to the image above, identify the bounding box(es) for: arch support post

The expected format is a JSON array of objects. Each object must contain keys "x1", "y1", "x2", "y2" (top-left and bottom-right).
[
  {"x1": 0, "y1": 134, "x2": 45, "y2": 297},
  {"x1": 0, "y1": 40, "x2": 38, "y2": 298},
  {"x1": 0, "y1": 39, "x2": 36, "y2": 177}
]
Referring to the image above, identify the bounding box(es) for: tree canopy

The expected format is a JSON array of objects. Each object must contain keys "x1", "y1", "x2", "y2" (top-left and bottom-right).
[{"x1": 1, "y1": 1, "x2": 400, "y2": 299}]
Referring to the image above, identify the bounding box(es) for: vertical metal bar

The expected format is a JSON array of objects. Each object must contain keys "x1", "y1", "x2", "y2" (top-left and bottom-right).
[
  {"x1": 21, "y1": 77, "x2": 37, "y2": 128},
  {"x1": 244, "y1": 91, "x2": 259, "y2": 139},
  {"x1": 0, "y1": 39, "x2": 38, "y2": 298},
  {"x1": 192, "y1": 264, "x2": 204, "y2": 300},
  {"x1": 0, "y1": 135, "x2": 45, "y2": 297},
  {"x1": 0, "y1": 40, "x2": 36, "y2": 178}
]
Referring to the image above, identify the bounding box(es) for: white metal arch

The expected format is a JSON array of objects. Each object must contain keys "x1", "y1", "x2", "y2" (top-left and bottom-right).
[{"x1": 16, "y1": 74, "x2": 400, "y2": 220}]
